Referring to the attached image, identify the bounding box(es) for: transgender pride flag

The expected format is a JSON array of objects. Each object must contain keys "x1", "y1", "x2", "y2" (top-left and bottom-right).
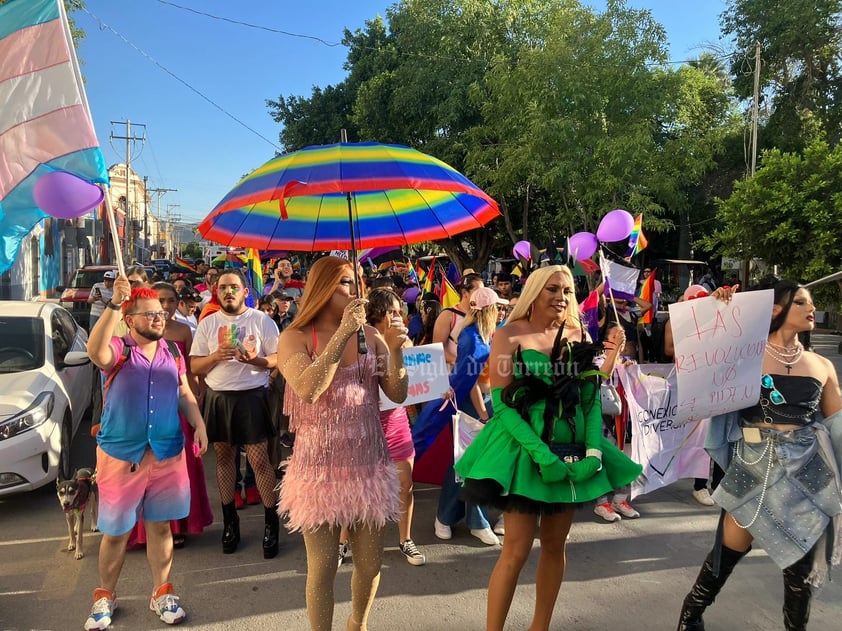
[{"x1": 0, "y1": 0, "x2": 108, "y2": 273}]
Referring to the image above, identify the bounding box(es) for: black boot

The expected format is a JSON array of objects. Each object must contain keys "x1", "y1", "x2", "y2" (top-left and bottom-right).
[
  {"x1": 782, "y1": 551, "x2": 814, "y2": 631},
  {"x1": 263, "y1": 506, "x2": 279, "y2": 559},
  {"x1": 221, "y1": 501, "x2": 240, "y2": 554},
  {"x1": 676, "y1": 545, "x2": 748, "y2": 631}
]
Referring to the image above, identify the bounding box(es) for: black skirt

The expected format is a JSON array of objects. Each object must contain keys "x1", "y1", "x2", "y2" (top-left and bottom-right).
[
  {"x1": 460, "y1": 478, "x2": 576, "y2": 516},
  {"x1": 203, "y1": 386, "x2": 274, "y2": 445}
]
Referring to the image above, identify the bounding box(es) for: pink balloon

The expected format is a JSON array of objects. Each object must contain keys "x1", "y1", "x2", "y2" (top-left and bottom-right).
[
  {"x1": 513, "y1": 240, "x2": 532, "y2": 260},
  {"x1": 568, "y1": 232, "x2": 598, "y2": 260},
  {"x1": 33, "y1": 171, "x2": 104, "y2": 219},
  {"x1": 596, "y1": 209, "x2": 634, "y2": 242}
]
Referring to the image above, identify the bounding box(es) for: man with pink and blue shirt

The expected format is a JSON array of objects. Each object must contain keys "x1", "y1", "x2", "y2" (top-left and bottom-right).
[{"x1": 83, "y1": 279, "x2": 207, "y2": 630}]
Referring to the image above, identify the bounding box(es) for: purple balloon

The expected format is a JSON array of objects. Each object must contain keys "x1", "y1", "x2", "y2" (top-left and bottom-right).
[
  {"x1": 403, "y1": 287, "x2": 420, "y2": 303},
  {"x1": 596, "y1": 209, "x2": 634, "y2": 243},
  {"x1": 568, "y1": 232, "x2": 598, "y2": 260},
  {"x1": 513, "y1": 240, "x2": 532, "y2": 260},
  {"x1": 33, "y1": 171, "x2": 104, "y2": 219}
]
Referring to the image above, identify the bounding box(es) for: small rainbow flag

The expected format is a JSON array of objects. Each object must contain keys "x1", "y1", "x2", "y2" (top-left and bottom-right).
[
  {"x1": 626, "y1": 214, "x2": 648, "y2": 257},
  {"x1": 245, "y1": 248, "x2": 263, "y2": 299},
  {"x1": 174, "y1": 257, "x2": 196, "y2": 273},
  {"x1": 438, "y1": 267, "x2": 460, "y2": 309},
  {"x1": 637, "y1": 268, "x2": 656, "y2": 324}
]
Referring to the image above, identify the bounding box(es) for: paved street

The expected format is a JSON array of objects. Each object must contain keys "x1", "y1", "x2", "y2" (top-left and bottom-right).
[{"x1": 1, "y1": 334, "x2": 841, "y2": 630}]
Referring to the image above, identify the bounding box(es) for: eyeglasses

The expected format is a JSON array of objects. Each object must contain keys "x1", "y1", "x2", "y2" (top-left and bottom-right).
[
  {"x1": 760, "y1": 374, "x2": 787, "y2": 405},
  {"x1": 128, "y1": 310, "x2": 169, "y2": 321}
]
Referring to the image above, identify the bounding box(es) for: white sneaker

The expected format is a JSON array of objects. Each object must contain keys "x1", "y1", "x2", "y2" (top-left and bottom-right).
[
  {"x1": 692, "y1": 488, "x2": 716, "y2": 507},
  {"x1": 337, "y1": 541, "x2": 350, "y2": 567},
  {"x1": 492, "y1": 515, "x2": 505, "y2": 536},
  {"x1": 470, "y1": 527, "x2": 500, "y2": 546},
  {"x1": 434, "y1": 517, "x2": 452, "y2": 540},
  {"x1": 611, "y1": 500, "x2": 640, "y2": 519},
  {"x1": 594, "y1": 502, "x2": 621, "y2": 522}
]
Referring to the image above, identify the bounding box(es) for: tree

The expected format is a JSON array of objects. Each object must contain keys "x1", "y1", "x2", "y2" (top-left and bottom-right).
[
  {"x1": 721, "y1": 0, "x2": 842, "y2": 152},
  {"x1": 709, "y1": 141, "x2": 842, "y2": 286},
  {"x1": 182, "y1": 241, "x2": 203, "y2": 261}
]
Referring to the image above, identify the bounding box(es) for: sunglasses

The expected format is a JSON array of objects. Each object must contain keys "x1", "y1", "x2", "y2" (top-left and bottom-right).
[{"x1": 760, "y1": 374, "x2": 786, "y2": 405}]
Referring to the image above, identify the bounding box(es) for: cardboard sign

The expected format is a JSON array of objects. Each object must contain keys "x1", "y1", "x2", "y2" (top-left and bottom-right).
[
  {"x1": 380, "y1": 343, "x2": 450, "y2": 410},
  {"x1": 669, "y1": 290, "x2": 773, "y2": 425}
]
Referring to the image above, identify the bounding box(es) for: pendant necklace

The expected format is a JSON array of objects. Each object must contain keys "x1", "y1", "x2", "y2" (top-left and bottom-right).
[{"x1": 764, "y1": 341, "x2": 803, "y2": 374}]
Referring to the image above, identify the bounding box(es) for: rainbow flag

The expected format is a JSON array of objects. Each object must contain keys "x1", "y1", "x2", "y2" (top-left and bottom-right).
[
  {"x1": 579, "y1": 289, "x2": 600, "y2": 342},
  {"x1": 407, "y1": 264, "x2": 419, "y2": 286},
  {"x1": 438, "y1": 267, "x2": 460, "y2": 309},
  {"x1": 245, "y1": 248, "x2": 263, "y2": 298},
  {"x1": 0, "y1": 0, "x2": 109, "y2": 274},
  {"x1": 174, "y1": 257, "x2": 196, "y2": 273},
  {"x1": 637, "y1": 268, "x2": 656, "y2": 324},
  {"x1": 423, "y1": 257, "x2": 436, "y2": 295},
  {"x1": 626, "y1": 214, "x2": 648, "y2": 257}
]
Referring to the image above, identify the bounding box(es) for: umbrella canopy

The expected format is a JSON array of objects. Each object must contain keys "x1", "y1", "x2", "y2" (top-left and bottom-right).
[
  {"x1": 211, "y1": 252, "x2": 247, "y2": 267},
  {"x1": 198, "y1": 142, "x2": 499, "y2": 251}
]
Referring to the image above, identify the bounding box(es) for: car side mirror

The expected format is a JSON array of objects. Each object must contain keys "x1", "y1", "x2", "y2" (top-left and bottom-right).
[{"x1": 59, "y1": 351, "x2": 91, "y2": 369}]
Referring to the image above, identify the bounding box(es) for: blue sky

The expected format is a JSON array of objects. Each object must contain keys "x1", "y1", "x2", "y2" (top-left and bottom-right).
[{"x1": 75, "y1": 0, "x2": 728, "y2": 229}]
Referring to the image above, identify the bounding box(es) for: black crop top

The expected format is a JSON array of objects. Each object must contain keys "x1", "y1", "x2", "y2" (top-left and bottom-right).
[{"x1": 740, "y1": 374, "x2": 822, "y2": 426}]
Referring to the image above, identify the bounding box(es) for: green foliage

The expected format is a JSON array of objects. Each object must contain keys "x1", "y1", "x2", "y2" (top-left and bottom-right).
[
  {"x1": 721, "y1": 0, "x2": 842, "y2": 151},
  {"x1": 182, "y1": 242, "x2": 204, "y2": 261},
  {"x1": 708, "y1": 141, "x2": 842, "y2": 285}
]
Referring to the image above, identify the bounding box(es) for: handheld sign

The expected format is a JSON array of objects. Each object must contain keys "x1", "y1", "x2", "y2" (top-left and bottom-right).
[
  {"x1": 380, "y1": 343, "x2": 449, "y2": 411},
  {"x1": 669, "y1": 290, "x2": 773, "y2": 425}
]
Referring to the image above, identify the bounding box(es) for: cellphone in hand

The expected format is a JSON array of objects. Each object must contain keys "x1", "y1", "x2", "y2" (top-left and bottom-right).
[{"x1": 235, "y1": 341, "x2": 248, "y2": 354}]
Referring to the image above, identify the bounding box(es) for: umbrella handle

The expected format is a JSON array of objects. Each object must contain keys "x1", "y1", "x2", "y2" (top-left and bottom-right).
[{"x1": 357, "y1": 327, "x2": 367, "y2": 355}]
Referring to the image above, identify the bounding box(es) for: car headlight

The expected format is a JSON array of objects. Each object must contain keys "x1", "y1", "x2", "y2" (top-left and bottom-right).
[{"x1": 0, "y1": 392, "x2": 55, "y2": 441}]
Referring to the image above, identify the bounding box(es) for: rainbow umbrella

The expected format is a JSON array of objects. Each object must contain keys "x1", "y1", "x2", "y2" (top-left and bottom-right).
[
  {"x1": 211, "y1": 252, "x2": 247, "y2": 267},
  {"x1": 198, "y1": 142, "x2": 499, "y2": 252}
]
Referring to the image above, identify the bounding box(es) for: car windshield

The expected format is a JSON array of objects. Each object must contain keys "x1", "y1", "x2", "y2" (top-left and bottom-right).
[
  {"x1": 71, "y1": 270, "x2": 114, "y2": 288},
  {"x1": 0, "y1": 317, "x2": 45, "y2": 373}
]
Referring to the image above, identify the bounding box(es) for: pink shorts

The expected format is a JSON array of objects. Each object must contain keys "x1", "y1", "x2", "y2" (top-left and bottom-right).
[{"x1": 96, "y1": 446, "x2": 190, "y2": 536}]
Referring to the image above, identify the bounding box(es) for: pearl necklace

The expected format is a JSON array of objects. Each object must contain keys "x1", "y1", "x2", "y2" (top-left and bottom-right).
[{"x1": 764, "y1": 341, "x2": 803, "y2": 374}]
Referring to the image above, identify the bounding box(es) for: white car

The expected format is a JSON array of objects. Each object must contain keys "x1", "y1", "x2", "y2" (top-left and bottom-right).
[{"x1": 0, "y1": 302, "x2": 94, "y2": 495}]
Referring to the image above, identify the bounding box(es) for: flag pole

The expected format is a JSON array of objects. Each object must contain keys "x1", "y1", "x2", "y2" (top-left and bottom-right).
[{"x1": 101, "y1": 188, "x2": 126, "y2": 277}]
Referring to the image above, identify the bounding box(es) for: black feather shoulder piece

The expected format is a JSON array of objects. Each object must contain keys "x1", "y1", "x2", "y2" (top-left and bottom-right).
[{"x1": 502, "y1": 324, "x2": 600, "y2": 443}]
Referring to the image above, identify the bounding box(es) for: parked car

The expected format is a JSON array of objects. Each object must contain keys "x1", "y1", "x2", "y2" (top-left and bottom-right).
[
  {"x1": 57, "y1": 264, "x2": 118, "y2": 330},
  {"x1": 0, "y1": 302, "x2": 94, "y2": 496}
]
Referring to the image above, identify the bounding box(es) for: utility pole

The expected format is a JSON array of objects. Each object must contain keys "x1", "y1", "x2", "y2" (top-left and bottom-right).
[
  {"x1": 109, "y1": 120, "x2": 146, "y2": 264},
  {"x1": 148, "y1": 186, "x2": 177, "y2": 258},
  {"x1": 743, "y1": 41, "x2": 762, "y2": 287},
  {"x1": 166, "y1": 204, "x2": 180, "y2": 260}
]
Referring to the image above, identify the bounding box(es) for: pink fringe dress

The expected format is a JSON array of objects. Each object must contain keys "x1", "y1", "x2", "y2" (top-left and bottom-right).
[{"x1": 279, "y1": 347, "x2": 400, "y2": 532}]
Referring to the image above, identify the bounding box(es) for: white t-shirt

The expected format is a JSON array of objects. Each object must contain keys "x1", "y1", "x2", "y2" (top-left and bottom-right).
[
  {"x1": 191, "y1": 308, "x2": 279, "y2": 391},
  {"x1": 89, "y1": 282, "x2": 114, "y2": 319}
]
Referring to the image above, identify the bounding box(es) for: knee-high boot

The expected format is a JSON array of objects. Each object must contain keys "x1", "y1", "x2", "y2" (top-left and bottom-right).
[
  {"x1": 221, "y1": 501, "x2": 240, "y2": 554},
  {"x1": 676, "y1": 545, "x2": 748, "y2": 631},
  {"x1": 263, "y1": 506, "x2": 279, "y2": 559},
  {"x1": 782, "y1": 551, "x2": 814, "y2": 631}
]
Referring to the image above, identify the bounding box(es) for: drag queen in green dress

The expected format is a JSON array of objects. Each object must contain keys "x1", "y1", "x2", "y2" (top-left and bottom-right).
[{"x1": 455, "y1": 265, "x2": 642, "y2": 631}]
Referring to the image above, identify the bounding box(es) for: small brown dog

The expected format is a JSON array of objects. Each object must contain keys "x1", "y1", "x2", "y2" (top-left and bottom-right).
[{"x1": 56, "y1": 467, "x2": 98, "y2": 559}]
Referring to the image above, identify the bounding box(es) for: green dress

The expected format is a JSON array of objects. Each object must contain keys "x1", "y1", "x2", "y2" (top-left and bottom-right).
[{"x1": 455, "y1": 347, "x2": 642, "y2": 510}]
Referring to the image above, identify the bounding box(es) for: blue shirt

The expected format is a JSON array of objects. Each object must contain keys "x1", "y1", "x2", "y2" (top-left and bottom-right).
[{"x1": 97, "y1": 336, "x2": 185, "y2": 463}]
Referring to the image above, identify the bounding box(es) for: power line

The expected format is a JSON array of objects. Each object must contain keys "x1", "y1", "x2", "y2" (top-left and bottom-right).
[{"x1": 80, "y1": 5, "x2": 281, "y2": 151}]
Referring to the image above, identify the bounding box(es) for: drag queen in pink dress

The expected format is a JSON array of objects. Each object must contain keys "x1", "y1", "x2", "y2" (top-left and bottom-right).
[{"x1": 277, "y1": 256, "x2": 409, "y2": 631}]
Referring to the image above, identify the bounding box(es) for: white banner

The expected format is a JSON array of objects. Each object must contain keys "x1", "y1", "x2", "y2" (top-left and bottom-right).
[
  {"x1": 619, "y1": 364, "x2": 711, "y2": 499},
  {"x1": 599, "y1": 251, "x2": 640, "y2": 296},
  {"x1": 668, "y1": 290, "x2": 773, "y2": 425},
  {"x1": 380, "y1": 343, "x2": 450, "y2": 411}
]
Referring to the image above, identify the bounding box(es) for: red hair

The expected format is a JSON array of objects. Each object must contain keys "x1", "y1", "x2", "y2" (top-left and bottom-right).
[{"x1": 122, "y1": 287, "x2": 160, "y2": 315}]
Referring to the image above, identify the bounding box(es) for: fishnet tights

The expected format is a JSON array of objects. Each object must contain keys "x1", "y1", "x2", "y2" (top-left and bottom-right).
[{"x1": 214, "y1": 441, "x2": 277, "y2": 507}]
